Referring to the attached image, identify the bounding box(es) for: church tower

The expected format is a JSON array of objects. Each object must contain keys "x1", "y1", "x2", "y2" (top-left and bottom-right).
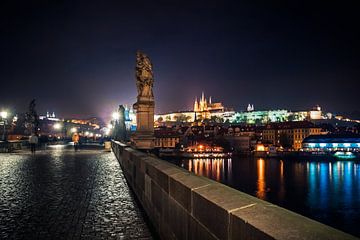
[{"x1": 194, "y1": 97, "x2": 199, "y2": 112}]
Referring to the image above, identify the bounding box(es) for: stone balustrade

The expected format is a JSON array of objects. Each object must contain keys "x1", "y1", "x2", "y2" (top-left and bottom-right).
[{"x1": 111, "y1": 140, "x2": 356, "y2": 240}]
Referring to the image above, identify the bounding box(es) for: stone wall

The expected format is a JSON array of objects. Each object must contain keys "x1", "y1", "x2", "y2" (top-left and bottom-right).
[{"x1": 111, "y1": 141, "x2": 356, "y2": 240}]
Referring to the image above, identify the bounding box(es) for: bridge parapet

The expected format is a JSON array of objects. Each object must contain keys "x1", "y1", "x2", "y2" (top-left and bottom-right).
[{"x1": 111, "y1": 140, "x2": 356, "y2": 240}]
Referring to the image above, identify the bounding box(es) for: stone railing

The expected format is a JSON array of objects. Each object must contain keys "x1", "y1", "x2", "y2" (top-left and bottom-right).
[{"x1": 111, "y1": 141, "x2": 356, "y2": 240}]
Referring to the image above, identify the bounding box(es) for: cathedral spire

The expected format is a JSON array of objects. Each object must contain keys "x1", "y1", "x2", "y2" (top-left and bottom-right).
[{"x1": 194, "y1": 97, "x2": 199, "y2": 112}]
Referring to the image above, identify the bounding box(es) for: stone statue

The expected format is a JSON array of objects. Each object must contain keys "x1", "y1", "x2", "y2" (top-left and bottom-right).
[
  {"x1": 135, "y1": 51, "x2": 154, "y2": 99},
  {"x1": 132, "y1": 51, "x2": 155, "y2": 150},
  {"x1": 117, "y1": 105, "x2": 126, "y2": 141}
]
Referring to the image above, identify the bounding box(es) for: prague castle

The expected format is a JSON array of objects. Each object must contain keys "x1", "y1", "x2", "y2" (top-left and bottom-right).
[
  {"x1": 154, "y1": 92, "x2": 331, "y2": 125},
  {"x1": 154, "y1": 92, "x2": 228, "y2": 123},
  {"x1": 194, "y1": 92, "x2": 224, "y2": 113}
]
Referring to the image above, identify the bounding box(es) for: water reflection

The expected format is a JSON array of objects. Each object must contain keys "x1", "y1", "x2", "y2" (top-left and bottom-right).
[
  {"x1": 178, "y1": 157, "x2": 360, "y2": 237},
  {"x1": 256, "y1": 158, "x2": 266, "y2": 199},
  {"x1": 186, "y1": 158, "x2": 232, "y2": 183}
]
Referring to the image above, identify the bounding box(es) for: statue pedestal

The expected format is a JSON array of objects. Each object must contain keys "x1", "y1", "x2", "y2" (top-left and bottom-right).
[{"x1": 131, "y1": 100, "x2": 155, "y2": 150}]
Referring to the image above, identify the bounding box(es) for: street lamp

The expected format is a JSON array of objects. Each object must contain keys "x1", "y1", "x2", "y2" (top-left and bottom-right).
[
  {"x1": 0, "y1": 111, "x2": 8, "y2": 119},
  {"x1": 0, "y1": 111, "x2": 8, "y2": 141}
]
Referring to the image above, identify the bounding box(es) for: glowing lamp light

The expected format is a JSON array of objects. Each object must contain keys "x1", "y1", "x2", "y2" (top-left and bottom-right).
[
  {"x1": 319, "y1": 143, "x2": 327, "y2": 148},
  {"x1": 112, "y1": 112, "x2": 120, "y2": 120},
  {"x1": 85, "y1": 131, "x2": 89, "y2": 136},
  {"x1": 0, "y1": 111, "x2": 8, "y2": 119},
  {"x1": 256, "y1": 145, "x2": 265, "y2": 151},
  {"x1": 53, "y1": 123, "x2": 62, "y2": 130},
  {"x1": 70, "y1": 127, "x2": 77, "y2": 133},
  {"x1": 198, "y1": 145, "x2": 204, "y2": 151},
  {"x1": 343, "y1": 143, "x2": 351, "y2": 148}
]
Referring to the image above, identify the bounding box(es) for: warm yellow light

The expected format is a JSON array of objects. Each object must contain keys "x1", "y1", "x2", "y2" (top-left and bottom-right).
[
  {"x1": 256, "y1": 144, "x2": 265, "y2": 151},
  {"x1": 70, "y1": 127, "x2": 77, "y2": 133},
  {"x1": 0, "y1": 111, "x2": 8, "y2": 119},
  {"x1": 53, "y1": 123, "x2": 62, "y2": 130}
]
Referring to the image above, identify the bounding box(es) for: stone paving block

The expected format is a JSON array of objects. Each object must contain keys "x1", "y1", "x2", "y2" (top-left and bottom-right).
[{"x1": 0, "y1": 150, "x2": 153, "y2": 239}]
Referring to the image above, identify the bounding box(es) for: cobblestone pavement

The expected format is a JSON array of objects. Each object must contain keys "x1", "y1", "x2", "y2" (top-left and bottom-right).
[{"x1": 0, "y1": 149, "x2": 153, "y2": 239}]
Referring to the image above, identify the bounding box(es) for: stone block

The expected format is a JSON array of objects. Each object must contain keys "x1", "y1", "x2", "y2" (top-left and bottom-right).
[
  {"x1": 193, "y1": 184, "x2": 260, "y2": 239},
  {"x1": 151, "y1": 180, "x2": 165, "y2": 215},
  {"x1": 230, "y1": 203, "x2": 356, "y2": 240},
  {"x1": 169, "y1": 172, "x2": 211, "y2": 212},
  {"x1": 144, "y1": 173, "x2": 151, "y2": 202},
  {"x1": 166, "y1": 197, "x2": 189, "y2": 240},
  {"x1": 188, "y1": 215, "x2": 218, "y2": 240},
  {"x1": 145, "y1": 160, "x2": 184, "y2": 193},
  {"x1": 135, "y1": 167, "x2": 145, "y2": 192}
]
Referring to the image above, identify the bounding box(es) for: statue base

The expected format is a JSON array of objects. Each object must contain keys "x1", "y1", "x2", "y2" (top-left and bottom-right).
[
  {"x1": 131, "y1": 133, "x2": 155, "y2": 150},
  {"x1": 131, "y1": 100, "x2": 155, "y2": 150}
]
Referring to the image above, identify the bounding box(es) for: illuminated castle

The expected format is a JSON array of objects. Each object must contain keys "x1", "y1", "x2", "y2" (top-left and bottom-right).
[{"x1": 194, "y1": 92, "x2": 224, "y2": 113}]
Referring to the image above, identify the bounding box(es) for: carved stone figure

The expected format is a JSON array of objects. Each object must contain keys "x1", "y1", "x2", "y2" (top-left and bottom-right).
[
  {"x1": 117, "y1": 105, "x2": 126, "y2": 141},
  {"x1": 136, "y1": 51, "x2": 154, "y2": 99},
  {"x1": 132, "y1": 51, "x2": 155, "y2": 150}
]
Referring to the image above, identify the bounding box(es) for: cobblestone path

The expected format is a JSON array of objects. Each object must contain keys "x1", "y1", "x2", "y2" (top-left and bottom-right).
[{"x1": 0, "y1": 150, "x2": 153, "y2": 239}]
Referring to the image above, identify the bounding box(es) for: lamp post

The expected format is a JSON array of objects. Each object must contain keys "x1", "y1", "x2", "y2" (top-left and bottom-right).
[{"x1": 0, "y1": 111, "x2": 8, "y2": 141}]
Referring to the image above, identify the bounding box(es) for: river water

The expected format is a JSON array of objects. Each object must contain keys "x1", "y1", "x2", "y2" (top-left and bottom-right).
[{"x1": 170, "y1": 156, "x2": 360, "y2": 237}]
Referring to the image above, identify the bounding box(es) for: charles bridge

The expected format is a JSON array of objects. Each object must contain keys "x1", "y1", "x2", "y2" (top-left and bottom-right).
[
  {"x1": 0, "y1": 142, "x2": 357, "y2": 240},
  {"x1": 0, "y1": 52, "x2": 358, "y2": 239},
  {"x1": 0, "y1": 147, "x2": 153, "y2": 239}
]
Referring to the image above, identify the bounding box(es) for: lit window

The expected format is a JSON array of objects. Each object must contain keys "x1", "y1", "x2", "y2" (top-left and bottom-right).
[
  {"x1": 319, "y1": 143, "x2": 327, "y2": 148},
  {"x1": 309, "y1": 143, "x2": 316, "y2": 148},
  {"x1": 343, "y1": 143, "x2": 351, "y2": 148},
  {"x1": 332, "y1": 143, "x2": 338, "y2": 147}
]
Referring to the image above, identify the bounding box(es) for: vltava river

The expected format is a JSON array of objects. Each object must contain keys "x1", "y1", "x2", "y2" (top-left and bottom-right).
[{"x1": 171, "y1": 157, "x2": 360, "y2": 237}]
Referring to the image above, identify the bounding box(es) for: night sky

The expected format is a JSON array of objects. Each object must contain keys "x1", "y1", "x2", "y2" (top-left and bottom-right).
[{"x1": 1, "y1": 0, "x2": 359, "y2": 120}]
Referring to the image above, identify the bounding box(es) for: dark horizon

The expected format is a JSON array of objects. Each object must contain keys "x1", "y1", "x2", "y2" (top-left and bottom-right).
[{"x1": 2, "y1": 1, "x2": 359, "y2": 120}]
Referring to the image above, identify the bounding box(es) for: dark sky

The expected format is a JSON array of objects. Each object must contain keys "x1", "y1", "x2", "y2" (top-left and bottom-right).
[{"x1": 1, "y1": 0, "x2": 359, "y2": 120}]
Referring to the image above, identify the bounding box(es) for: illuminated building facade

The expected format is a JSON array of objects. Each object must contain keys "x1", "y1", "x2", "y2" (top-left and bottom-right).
[
  {"x1": 232, "y1": 109, "x2": 290, "y2": 124},
  {"x1": 155, "y1": 111, "x2": 195, "y2": 123},
  {"x1": 194, "y1": 92, "x2": 224, "y2": 113},
  {"x1": 302, "y1": 134, "x2": 360, "y2": 152},
  {"x1": 154, "y1": 129, "x2": 181, "y2": 148},
  {"x1": 124, "y1": 106, "x2": 136, "y2": 131},
  {"x1": 231, "y1": 105, "x2": 324, "y2": 124},
  {"x1": 194, "y1": 92, "x2": 225, "y2": 120},
  {"x1": 262, "y1": 121, "x2": 322, "y2": 150}
]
